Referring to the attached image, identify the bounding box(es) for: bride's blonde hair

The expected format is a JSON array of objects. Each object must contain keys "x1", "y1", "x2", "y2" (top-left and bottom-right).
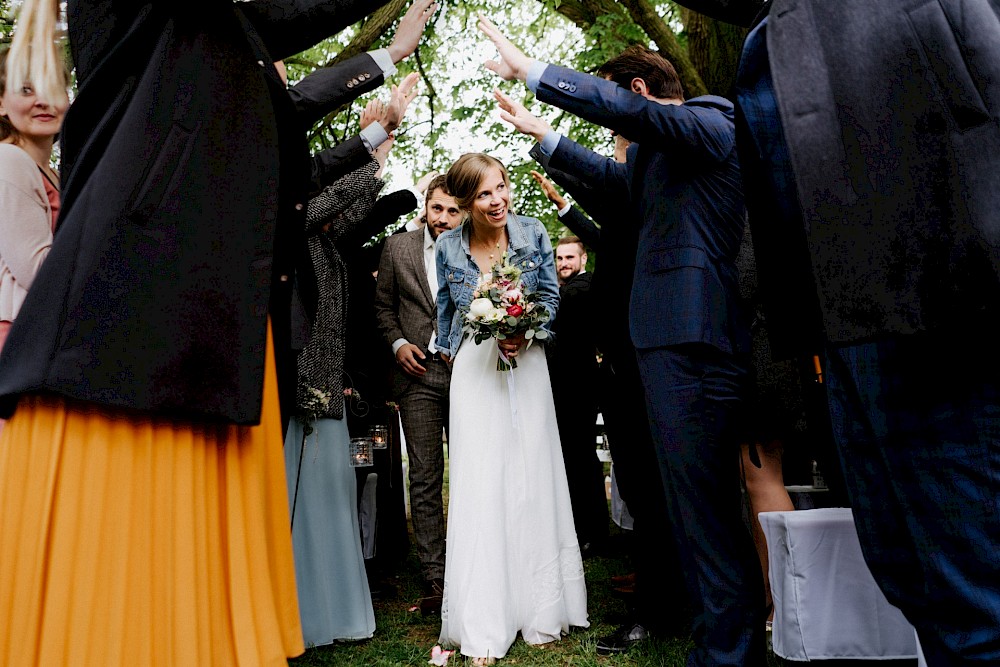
[{"x1": 5, "y1": 0, "x2": 68, "y2": 108}]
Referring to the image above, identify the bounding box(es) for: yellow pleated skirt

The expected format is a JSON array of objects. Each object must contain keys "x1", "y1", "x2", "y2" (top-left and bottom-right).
[{"x1": 0, "y1": 324, "x2": 304, "y2": 666}]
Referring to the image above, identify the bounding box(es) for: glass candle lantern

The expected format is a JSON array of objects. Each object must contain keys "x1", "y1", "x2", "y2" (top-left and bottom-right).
[
  {"x1": 349, "y1": 437, "x2": 374, "y2": 467},
  {"x1": 369, "y1": 424, "x2": 389, "y2": 450}
]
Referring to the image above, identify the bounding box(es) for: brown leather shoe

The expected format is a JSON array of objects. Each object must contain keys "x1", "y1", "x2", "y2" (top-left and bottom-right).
[
  {"x1": 420, "y1": 578, "x2": 444, "y2": 615},
  {"x1": 610, "y1": 572, "x2": 636, "y2": 587}
]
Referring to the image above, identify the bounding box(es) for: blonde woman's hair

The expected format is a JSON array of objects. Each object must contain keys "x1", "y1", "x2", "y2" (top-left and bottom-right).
[
  {"x1": 445, "y1": 153, "x2": 511, "y2": 213},
  {"x1": 5, "y1": 0, "x2": 67, "y2": 109}
]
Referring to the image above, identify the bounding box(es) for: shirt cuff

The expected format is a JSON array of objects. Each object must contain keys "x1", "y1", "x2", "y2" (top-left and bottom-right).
[
  {"x1": 369, "y1": 48, "x2": 398, "y2": 78},
  {"x1": 539, "y1": 129, "x2": 562, "y2": 157},
  {"x1": 391, "y1": 338, "x2": 409, "y2": 355},
  {"x1": 360, "y1": 122, "x2": 390, "y2": 153},
  {"x1": 526, "y1": 60, "x2": 547, "y2": 93},
  {"x1": 557, "y1": 203, "x2": 572, "y2": 217}
]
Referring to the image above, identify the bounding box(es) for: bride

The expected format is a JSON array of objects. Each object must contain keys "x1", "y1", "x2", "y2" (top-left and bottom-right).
[{"x1": 434, "y1": 153, "x2": 588, "y2": 664}]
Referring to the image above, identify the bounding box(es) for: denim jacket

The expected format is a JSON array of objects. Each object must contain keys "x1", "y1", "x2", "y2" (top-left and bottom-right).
[{"x1": 435, "y1": 214, "x2": 560, "y2": 358}]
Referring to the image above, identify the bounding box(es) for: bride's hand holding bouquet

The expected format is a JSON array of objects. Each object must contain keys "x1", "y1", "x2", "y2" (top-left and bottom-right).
[{"x1": 462, "y1": 252, "x2": 550, "y2": 371}]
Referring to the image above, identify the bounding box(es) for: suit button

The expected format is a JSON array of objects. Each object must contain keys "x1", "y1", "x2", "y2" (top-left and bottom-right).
[
  {"x1": 347, "y1": 81, "x2": 354, "y2": 88},
  {"x1": 257, "y1": 60, "x2": 265, "y2": 66},
  {"x1": 558, "y1": 81, "x2": 566, "y2": 89},
  {"x1": 569, "y1": 84, "x2": 577, "y2": 92},
  {"x1": 295, "y1": 203, "x2": 304, "y2": 211},
  {"x1": 279, "y1": 274, "x2": 289, "y2": 282}
]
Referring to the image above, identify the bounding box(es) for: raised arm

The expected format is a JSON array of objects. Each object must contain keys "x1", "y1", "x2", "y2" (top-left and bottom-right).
[
  {"x1": 305, "y1": 160, "x2": 384, "y2": 240},
  {"x1": 239, "y1": 0, "x2": 394, "y2": 62},
  {"x1": 668, "y1": 0, "x2": 766, "y2": 28},
  {"x1": 480, "y1": 16, "x2": 734, "y2": 163},
  {"x1": 535, "y1": 65, "x2": 735, "y2": 163},
  {"x1": 529, "y1": 169, "x2": 602, "y2": 251},
  {"x1": 287, "y1": 0, "x2": 436, "y2": 129},
  {"x1": 339, "y1": 188, "x2": 419, "y2": 250}
]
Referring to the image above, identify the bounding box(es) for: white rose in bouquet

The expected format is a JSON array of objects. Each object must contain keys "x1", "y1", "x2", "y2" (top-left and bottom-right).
[
  {"x1": 468, "y1": 297, "x2": 494, "y2": 320},
  {"x1": 486, "y1": 307, "x2": 507, "y2": 323}
]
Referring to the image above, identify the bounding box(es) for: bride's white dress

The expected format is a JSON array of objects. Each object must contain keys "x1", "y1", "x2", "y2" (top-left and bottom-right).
[{"x1": 439, "y1": 335, "x2": 589, "y2": 660}]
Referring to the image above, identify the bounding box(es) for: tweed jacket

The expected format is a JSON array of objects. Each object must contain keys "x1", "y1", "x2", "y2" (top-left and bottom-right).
[
  {"x1": 374, "y1": 227, "x2": 445, "y2": 396},
  {"x1": 296, "y1": 160, "x2": 383, "y2": 420}
]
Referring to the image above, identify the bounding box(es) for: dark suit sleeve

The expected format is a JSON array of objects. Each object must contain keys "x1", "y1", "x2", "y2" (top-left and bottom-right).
[
  {"x1": 537, "y1": 64, "x2": 735, "y2": 164},
  {"x1": 559, "y1": 207, "x2": 602, "y2": 253},
  {"x1": 239, "y1": 0, "x2": 393, "y2": 61},
  {"x1": 339, "y1": 189, "x2": 419, "y2": 249},
  {"x1": 288, "y1": 53, "x2": 385, "y2": 130},
  {"x1": 669, "y1": 0, "x2": 766, "y2": 27},
  {"x1": 374, "y1": 236, "x2": 406, "y2": 349},
  {"x1": 545, "y1": 134, "x2": 631, "y2": 208},
  {"x1": 529, "y1": 143, "x2": 612, "y2": 240},
  {"x1": 310, "y1": 134, "x2": 371, "y2": 193}
]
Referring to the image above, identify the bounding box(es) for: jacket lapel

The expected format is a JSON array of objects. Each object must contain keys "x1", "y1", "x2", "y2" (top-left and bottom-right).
[{"x1": 406, "y1": 230, "x2": 435, "y2": 309}]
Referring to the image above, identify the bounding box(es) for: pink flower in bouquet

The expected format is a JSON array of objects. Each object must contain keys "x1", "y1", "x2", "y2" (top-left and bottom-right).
[
  {"x1": 503, "y1": 288, "x2": 522, "y2": 303},
  {"x1": 506, "y1": 304, "x2": 524, "y2": 317}
]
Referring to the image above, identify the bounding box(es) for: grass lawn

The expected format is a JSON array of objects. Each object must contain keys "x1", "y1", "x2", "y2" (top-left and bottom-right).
[
  {"x1": 288, "y1": 525, "x2": 790, "y2": 667},
  {"x1": 289, "y1": 443, "x2": 790, "y2": 666}
]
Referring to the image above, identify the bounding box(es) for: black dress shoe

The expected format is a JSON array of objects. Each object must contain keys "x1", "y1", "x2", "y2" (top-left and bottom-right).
[
  {"x1": 419, "y1": 578, "x2": 444, "y2": 615},
  {"x1": 595, "y1": 622, "x2": 650, "y2": 655}
]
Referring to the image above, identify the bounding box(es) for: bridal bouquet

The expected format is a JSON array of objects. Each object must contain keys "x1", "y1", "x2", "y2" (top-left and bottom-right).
[{"x1": 462, "y1": 252, "x2": 550, "y2": 372}]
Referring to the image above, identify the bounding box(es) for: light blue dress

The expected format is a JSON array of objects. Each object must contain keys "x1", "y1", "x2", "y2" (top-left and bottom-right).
[{"x1": 284, "y1": 409, "x2": 375, "y2": 646}]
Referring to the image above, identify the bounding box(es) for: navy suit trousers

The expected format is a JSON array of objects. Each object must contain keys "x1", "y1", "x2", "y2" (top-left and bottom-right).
[
  {"x1": 637, "y1": 344, "x2": 766, "y2": 666},
  {"x1": 826, "y1": 333, "x2": 1000, "y2": 664}
]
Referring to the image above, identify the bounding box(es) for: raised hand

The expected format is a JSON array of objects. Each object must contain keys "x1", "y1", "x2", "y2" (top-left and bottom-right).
[
  {"x1": 388, "y1": 0, "x2": 439, "y2": 64},
  {"x1": 381, "y1": 72, "x2": 420, "y2": 134},
  {"x1": 493, "y1": 88, "x2": 551, "y2": 142},
  {"x1": 614, "y1": 134, "x2": 631, "y2": 163},
  {"x1": 478, "y1": 14, "x2": 532, "y2": 82},
  {"x1": 415, "y1": 170, "x2": 440, "y2": 193},
  {"x1": 359, "y1": 98, "x2": 385, "y2": 130},
  {"x1": 530, "y1": 170, "x2": 567, "y2": 210}
]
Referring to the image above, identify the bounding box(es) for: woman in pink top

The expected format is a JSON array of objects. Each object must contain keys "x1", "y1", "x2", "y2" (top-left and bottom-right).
[{"x1": 0, "y1": 47, "x2": 68, "y2": 425}]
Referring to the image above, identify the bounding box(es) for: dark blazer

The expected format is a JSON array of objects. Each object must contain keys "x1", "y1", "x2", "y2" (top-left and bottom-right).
[
  {"x1": 683, "y1": 0, "x2": 1000, "y2": 345},
  {"x1": 373, "y1": 228, "x2": 443, "y2": 397},
  {"x1": 548, "y1": 271, "x2": 599, "y2": 387},
  {"x1": 537, "y1": 65, "x2": 749, "y2": 354},
  {"x1": 293, "y1": 52, "x2": 387, "y2": 191},
  {"x1": 0, "y1": 0, "x2": 390, "y2": 424},
  {"x1": 529, "y1": 143, "x2": 637, "y2": 356}
]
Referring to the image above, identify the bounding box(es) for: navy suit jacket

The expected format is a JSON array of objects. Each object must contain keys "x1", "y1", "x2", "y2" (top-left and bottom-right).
[{"x1": 537, "y1": 65, "x2": 750, "y2": 354}]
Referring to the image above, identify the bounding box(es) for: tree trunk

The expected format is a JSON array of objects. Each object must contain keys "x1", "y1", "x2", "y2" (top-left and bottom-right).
[{"x1": 680, "y1": 7, "x2": 746, "y2": 97}]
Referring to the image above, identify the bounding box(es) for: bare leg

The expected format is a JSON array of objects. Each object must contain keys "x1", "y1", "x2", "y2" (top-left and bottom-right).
[{"x1": 741, "y1": 440, "x2": 794, "y2": 620}]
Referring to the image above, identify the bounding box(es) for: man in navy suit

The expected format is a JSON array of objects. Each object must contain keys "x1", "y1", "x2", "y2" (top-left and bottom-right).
[
  {"x1": 669, "y1": 1, "x2": 1000, "y2": 662},
  {"x1": 481, "y1": 19, "x2": 764, "y2": 666}
]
